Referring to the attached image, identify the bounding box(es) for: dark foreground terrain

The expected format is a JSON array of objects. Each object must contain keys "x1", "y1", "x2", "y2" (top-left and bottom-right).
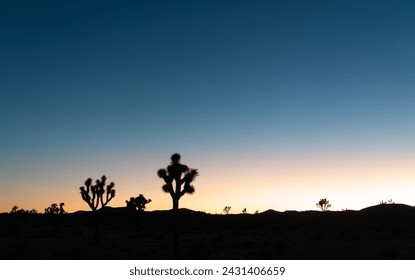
[{"x1": 1, "y1": 204, "x2": 415, "y2": 259}]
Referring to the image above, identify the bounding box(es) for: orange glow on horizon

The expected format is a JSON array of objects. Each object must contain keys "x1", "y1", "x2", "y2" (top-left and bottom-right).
[{"x1": 1, "y1": 152, "x2": 415, "y2": 214}]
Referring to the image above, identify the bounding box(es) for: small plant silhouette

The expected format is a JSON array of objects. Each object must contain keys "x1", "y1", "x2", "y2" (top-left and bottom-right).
[
  {"x1": 126, "y1": 194, "x2": 152, "y2": 211},
  {"x1": 10, "y1": 206, "x2": 37, "y2": 214},
  {"x1": 44, "y1": 203, "x2": 66, "y2": 214},
  {"x1": 157, "y1": 153, "x2": 198, "y2": 212},
  {"x1": 223, "y1": 206, "x2": 231, "y2": 214},
  {"x1": 380, "y1": 199, "x2": 394, "y2": 205},
  {"x1": 242, "y1": 208, "x2": 247, "y2": 214},
  {"x1": 316, "y1": 198, "x2": 331, "y2": 211},
  {"x1": 79, "y1": 175, "x2": 116, "y2": 211},
  {"x1": 44, "y1": 202, "x2": 66, "y2": 233},
  {"x1": 10, "y1": 205, "x2": 19, "y2": 213}
]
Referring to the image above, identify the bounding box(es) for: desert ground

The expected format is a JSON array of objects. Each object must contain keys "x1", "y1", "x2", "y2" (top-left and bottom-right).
[{"x1": 1, "y1": 204, "x2": 415, "y2": 259}]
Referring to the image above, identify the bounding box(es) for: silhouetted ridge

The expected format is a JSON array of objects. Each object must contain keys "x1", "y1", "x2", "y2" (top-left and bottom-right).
[
  {"x1": 98, "y1": 206, "x2": 130, "y2": 214},
  {"x1": 359, "y1": 203, "x2": 415, "y2": 223},
  {"x1": 360, "y1": 203, "x2": 414, "y2": 212},
  {"x1": 258, "y1": 209, "x2": 281, "y2": 215}
]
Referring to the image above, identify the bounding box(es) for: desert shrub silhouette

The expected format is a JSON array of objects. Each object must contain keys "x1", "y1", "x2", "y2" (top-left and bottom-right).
[
  {"x1": 316, "y1": 198, "x2": 331, "y2": 211},
  {"x1": 44, "y1": 203, "x2": 66, "y2": 214},
  {"x1": 10, "y1": 206, "x2": 19, "y2": 213},
  {"x1": 44, "y1": 202, "x2": 66, "y2": 233},
  {"x1": 380, "y1": 199, "x2": 394, "y2": 205},
  {"x1": 79, "y1": 175, "x2": 116, "y2": 211},
  {"x1": 10, "y1": 206, "x2": 37, "y2": 214},
  {"x1": 126, "y1": 194, "x2": 152, "y2": 211},
  {"x1": 223, "y1": 206, "x2": 231, "y2": 214},
  {"x1": 157, "y1": 153, "x2": 198, "y2": 211}
]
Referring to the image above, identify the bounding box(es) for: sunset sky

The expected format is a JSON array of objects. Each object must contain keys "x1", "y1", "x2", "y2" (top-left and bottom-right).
[{"x1": 1, "y1": 0, "x2": 415, "y2": 214}]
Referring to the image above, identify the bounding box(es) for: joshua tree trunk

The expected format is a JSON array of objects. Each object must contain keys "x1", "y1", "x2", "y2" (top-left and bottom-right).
[
  {"x1": 171, "y1": 193, "x2": 180, "y2": 258},
  {"x1": 172, "y1": 196, "x2": 179, "y2": 212}
]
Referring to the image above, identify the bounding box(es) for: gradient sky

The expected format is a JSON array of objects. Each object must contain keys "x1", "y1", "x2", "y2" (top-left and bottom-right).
[{"x1": 1, "y1": 0, "x2": 415, "y2": 214}]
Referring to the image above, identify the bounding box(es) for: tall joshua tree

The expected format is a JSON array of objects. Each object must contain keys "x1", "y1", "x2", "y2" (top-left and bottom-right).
[
  {"x1": 157, "y1": 153, "x2": 198, "y2": 258},
  {"x1": 157, "y1": 153, "x2": 198, "y2": 212}
]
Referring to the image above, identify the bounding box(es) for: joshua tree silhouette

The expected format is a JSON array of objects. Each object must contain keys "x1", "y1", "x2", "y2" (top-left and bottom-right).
[
  {"x1": 157, "y1": 153, "x2": 198, "y2": 212},
  {"x1": 126, "y1": 194, "x2": 152, "y2": 211},
  {"x1": 79, "y1": 175, "x2": 116, "y2": 211},
  {"x1": 316, "y1": 198, "x2": 331, "y2": 211},
  {"x1": 79, "y1": 175, "x2": 116, "y2": 243},
  {"x1": 157, "y1": 153, "x2": 198, "y2": 259}
]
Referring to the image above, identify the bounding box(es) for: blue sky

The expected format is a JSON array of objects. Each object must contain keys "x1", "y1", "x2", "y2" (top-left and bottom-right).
[{"x1": 1, "y1": 0, "x2": 415, "y2": 213}]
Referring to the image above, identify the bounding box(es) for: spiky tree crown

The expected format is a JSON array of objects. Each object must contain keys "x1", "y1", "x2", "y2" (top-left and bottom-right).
[
  {"x1": 157, "y1": 153, "x2": 198, "y2": 209},
  {"x1": 80, "y1": 175, "x2": 116, "y2": 211},
  {"x1": 171, "y1": 153, "x2": 181, "y2": 164}
]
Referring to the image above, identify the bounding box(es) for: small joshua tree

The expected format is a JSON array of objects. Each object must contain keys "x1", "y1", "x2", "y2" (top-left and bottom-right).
[
  {"x1": 223, "y1": 206, "x2": 231, "y2": 214},
  {"x1": 44, "y1": 203, "x2": 66, "y2": 214},
  {"x1": 79, "y1": 175, "x2": 116, "y2": 243},
  {"x1": 79, "y1": 175, "x2": 116, "y2": 211},
  {"x1": 316, "y1": 198, "x2": 331, "y2": 211},
  {"x1": 126, "y1": 194, "x2": 152, "y2": 211},
  {"x1": 157, "y1": 153, "x2": 198, "y2": 212}
]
